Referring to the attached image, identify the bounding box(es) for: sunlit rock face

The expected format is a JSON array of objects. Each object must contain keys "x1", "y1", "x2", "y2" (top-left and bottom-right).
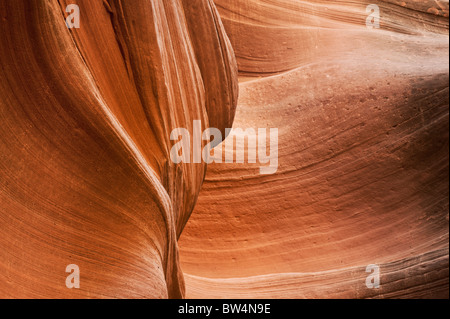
[
  {"x1": 0, "y1": 0, "x2": 448, "y2": 299},
  {"x1": 0, "y1": 0, "x2": 237, "y2": 298},
  {"x1": 178, "y1": 0, "x2": 449, "y2": 299}
]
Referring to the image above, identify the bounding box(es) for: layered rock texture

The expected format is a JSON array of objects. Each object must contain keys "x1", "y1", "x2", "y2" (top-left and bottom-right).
[
  {"x1": 0, "y1": 0, "x2": 448, "y2": 299},
  {"x1": 0, "y1": 0, "x2": 237, "y2": 298},
  {"x1": 179, "y1": 0, "x2": 449, "y2": 299}
]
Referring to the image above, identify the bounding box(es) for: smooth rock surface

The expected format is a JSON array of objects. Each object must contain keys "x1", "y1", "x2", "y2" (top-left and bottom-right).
[
  {"x1": 179, "y1": 0, "x2": 449, "y2": 299},
  {"x1": 0, "y1": 0, "x2": 237, "y2": 298},
  {"x1": 0, "y1": 0, "x2": 448, "y2": 299}
]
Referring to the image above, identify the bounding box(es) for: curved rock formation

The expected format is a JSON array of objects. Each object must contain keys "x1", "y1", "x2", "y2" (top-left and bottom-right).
[
  {"x1": 179, "y1": 0, "x2": 449, "y2": 298},
  {"x1": 0, "y1": 0, "x2": 448, "y2": 299},
  {"x1": 0, "y1": 0, "x2": 237, "y2": 298}
]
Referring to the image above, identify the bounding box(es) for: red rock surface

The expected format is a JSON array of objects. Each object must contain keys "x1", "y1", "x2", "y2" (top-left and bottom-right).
[
  {"x1": 0, "y1": 0, "x2": 448, "y2": 299},
  {"x1": 0, "y1": 0, "x2": 237, "y2": 298},
  {"x1": 178, "y1": 0, "x2": 449, "y2": 298}
]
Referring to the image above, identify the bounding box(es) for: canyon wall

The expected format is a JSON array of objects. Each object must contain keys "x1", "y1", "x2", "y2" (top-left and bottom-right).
[
  {"x1": 0, "y1": 0, "x2": 448, "y2": 299},
  {"x1": 0, "y1": 0, "x2": 237, "y2": 298},
  {"x1": 179, "y1": 0, "x2": 449, "y2": 298}
]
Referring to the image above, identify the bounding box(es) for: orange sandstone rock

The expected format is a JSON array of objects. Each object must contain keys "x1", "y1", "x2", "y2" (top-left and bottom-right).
[
  {"x1": 179, "y1": 0, "x2": 449, "y2": 299},
  {"x1": 0, "y1": 0, "x2": 237, "y2": 298},
  {"x1": 0, "y1": 0, "x2": 448, "y2": 300}
]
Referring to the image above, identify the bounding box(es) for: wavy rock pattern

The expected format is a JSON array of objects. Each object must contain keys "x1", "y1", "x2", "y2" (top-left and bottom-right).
[
  {"x1": 0, "y1": 0, "x2": 448, "y2": 299},
  {"x1": 179, "y1": 0, "x2": 449, "y2": 298},
  {"x1": 0, "y1": 0, "x2": 237, "y2": 298}
]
